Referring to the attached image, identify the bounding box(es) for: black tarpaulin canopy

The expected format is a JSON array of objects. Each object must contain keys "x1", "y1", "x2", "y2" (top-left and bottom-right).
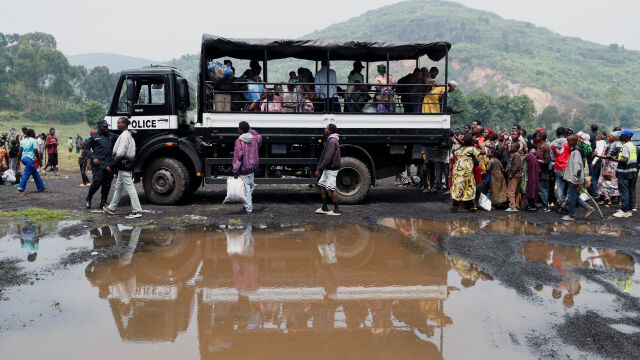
[{"x1": 201, "y1": 35, "x2": 451, "y2": 62}]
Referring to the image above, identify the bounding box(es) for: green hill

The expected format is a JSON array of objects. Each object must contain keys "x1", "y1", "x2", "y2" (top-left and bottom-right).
[{"x1": 306, "y1": 0, "x2": 640, "y2": 115}]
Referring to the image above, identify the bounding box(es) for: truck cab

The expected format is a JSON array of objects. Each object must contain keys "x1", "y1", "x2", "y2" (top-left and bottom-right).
[{"x1": 105, "y1": 66, "x2": 203, "y2": 205}]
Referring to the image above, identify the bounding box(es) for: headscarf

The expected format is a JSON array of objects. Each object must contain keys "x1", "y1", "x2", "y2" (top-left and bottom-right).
[
  {"x1": 577, "y1": 131, "x2": 590, "y2": 145},
  {"x1": 611, "y1": 131, "x2": 620, "y2": 140}
]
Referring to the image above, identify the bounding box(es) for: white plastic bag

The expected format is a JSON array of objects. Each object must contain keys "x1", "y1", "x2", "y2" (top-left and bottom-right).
[
  {"x1": 580, "y1": 193, "x2": 590, "y2": 202},
  {"x1": 223, "y1": 177, "x2": 246, "y2": 204},
  {"x1": 2, "y1": 169, "x2": 16, "y2": 184},
  {"x1": 478, "y1": 193, "x2": 492, "y2": 211}
]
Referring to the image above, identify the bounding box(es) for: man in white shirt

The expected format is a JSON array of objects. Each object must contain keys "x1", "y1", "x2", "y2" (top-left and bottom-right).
[
  {"x1": 315, "y1": 60, "x2": 340, "y2": 113},
  {"x1": 103, "y1": 117, "x2": 143, "y2": 219},
  {"x1": 591, "y1": 133, "x2": 606, "y2": 196}
]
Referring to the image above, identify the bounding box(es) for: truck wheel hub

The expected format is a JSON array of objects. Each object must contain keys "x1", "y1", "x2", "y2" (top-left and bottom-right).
[
  {"x1": 337, "y1": 167, "x2": 361, "y2": 196},
  {"x1": 152, "y1": 169, "x2": 175, "y2": 194}
]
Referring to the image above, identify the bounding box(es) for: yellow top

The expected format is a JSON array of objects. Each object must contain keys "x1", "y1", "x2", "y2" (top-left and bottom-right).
[{"x1": 421, "y1": 86, "x2": 445, "y2": 114}]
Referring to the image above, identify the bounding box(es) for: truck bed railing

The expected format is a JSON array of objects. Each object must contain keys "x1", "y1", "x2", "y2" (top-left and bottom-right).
[{"x1": 203, "y1": 80, "x2": 451, "y2": 115}]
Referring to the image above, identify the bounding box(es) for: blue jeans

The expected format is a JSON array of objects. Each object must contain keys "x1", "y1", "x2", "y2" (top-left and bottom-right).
[
  {"x1": 18, "y1": 157, "x2": 45, "y2": 191},
  {"x1": 538, "y1": 179, "x2": 550, "y2": 206},
  {"x1": 554, "y1": 169, "x2": 566, "y2": 205},
  {"x1": 567, "y1": 183, "x2": 579, "y2": 217},
  {"x1": 618, "y1": 176, "x2": 632, "y2": 212},
  {"x1": 241, "y1": 173, "x2": 255, "y2": 212},
  {"x1": 591, "y1": 161, "x2": 601, "y2": 196},
  {"x1": 436, "y1": 162, "x2": 449, "y2": 189}
]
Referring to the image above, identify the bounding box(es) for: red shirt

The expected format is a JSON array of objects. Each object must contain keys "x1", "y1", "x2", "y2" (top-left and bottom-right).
[
  {"x1": 45, "y1": 135, "x2": 58, "y2": 154},
  {"x1": 473, "y1": 166, "x2": 482, "y2": 184},
  {"x1": 552, "y1": 142, "x2": 570, "y2": 171}
]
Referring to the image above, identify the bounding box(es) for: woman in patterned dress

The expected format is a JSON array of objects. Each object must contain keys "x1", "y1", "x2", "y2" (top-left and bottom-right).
[
  {"x1": 451, "y1": 135, "x2": 483, "y2": 210},
  {"x1": 595, "y1": 132, "x2": 622, "y2": 206}
]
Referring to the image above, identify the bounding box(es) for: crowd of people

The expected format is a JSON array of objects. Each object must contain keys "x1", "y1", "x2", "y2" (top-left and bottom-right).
[
  {"x1": 427, "y1": 122, "x2": 638, "y2": 220},
  {"x1": 2, "y1": 117, "x2": 637, "y2": 222},
  {"x1": 0, "y1": 127, "x2": 88, "y2": 183},
  {"x1": 0, "y1": 120, "x2": 143, "y2": 219},
  {"x1": 210, "y1": 59, "x2": 458, "y2": 114}
]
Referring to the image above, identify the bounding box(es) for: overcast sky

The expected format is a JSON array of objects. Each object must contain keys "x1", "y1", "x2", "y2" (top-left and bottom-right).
[{"x1": 1, "y1": 0, "x2": 638, "y2": 60}]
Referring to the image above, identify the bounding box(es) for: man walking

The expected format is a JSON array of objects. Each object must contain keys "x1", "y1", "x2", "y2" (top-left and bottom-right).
[
  {"x1": 612, "y1": 129, "x2": 637, "y2": 218},
  {"x1": 103, "y1": 117, "x2": 143, "y2": 219},
  {"x1": 536, "y1": 131, "x2": 552, "y2": 212},
  {"x1": 562, "y1": 135, "x2": 595, "y2": 221},
  {"x1": 551, "y1": 127, "x2": 570, "y2": 211},
  {"x1": 45, "y1": 128, "x2": 59, "y2": 175},
  {"x1": 84, "y1": 120, "x2": 117, "y2": 209},
  {"x1": 75, "y1": 134, "x2": 83, "y2": 154},
  {"x1": 232, "y1": 121, "x2": 262, "y2": 214},
  {"x1": 315, "y1": 123, "x2": 341, "y2": 216}
]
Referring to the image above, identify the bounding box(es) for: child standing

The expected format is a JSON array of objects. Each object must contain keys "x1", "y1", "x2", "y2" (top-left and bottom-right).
[
  {"x1": 9, "y1": 139, "x2": 20, "y2": 173},
  {"x1": 78, "y1": 141, "x2": 90, "y2": 187},
  {"x1": 524, "y1": 146, "x2": 543, "y2": 211},
  {"x1": 486, "y1": 148, "x2": 508, "y2": 208},
  {"x1": 506, "y1": 143, "x2": 523, "y2": 212}
]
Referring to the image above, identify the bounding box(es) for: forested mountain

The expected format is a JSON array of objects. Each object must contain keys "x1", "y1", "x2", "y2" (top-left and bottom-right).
[
  {"x1": 305, "y1": 0, "x2": 639, "y2": 128},
  {"x1": 67, "y1": 53, "x2": 155, "y2": 73}
]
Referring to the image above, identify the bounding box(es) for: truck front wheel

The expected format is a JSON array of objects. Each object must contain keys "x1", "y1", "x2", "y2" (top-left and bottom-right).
[
  {"x1": 336, "y1": 157, "x2": 371, "y2": 205},
  {"x1": 143, "y1": 158, "x2": 191, "y2": 205}
]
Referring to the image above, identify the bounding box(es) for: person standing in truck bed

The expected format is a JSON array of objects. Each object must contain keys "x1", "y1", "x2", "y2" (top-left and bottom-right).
[{"x1": 315, "y1": 124, "x2": 342, "y2": 216}]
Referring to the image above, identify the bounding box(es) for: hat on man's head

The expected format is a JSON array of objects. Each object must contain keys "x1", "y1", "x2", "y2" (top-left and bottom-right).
[
  {"x1": 377, "y1": 64, "x2": 386, "y2": 71},
  {"x1": 10, "y1": 127, "x2": 15, "y2": 131},
  {"x1": 620, "y1": 129, "x2": 634, "y2": 138},
  {"x1": 97, "y1": 120, "x2": 109, "y2": 128},
  {"x1": 353, "y1": 61, "x2": 364, "y2": 69},
  {"x1": 447, "y1": 80, "x2": 458, "y2": 89},
  {"x1": 536, "y1": 128, "x2": 546, "y2": 133}
]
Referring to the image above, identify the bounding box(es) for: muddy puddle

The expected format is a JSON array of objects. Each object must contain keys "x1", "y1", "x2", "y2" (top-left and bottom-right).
[{"x1": 0, "y1": 220, "x2": 638, "y2": 359}]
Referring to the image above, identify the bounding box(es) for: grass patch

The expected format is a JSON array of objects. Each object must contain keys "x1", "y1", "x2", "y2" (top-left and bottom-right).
[{"x1": 1, "y1": 208, "x2": 71, "y2": 222}]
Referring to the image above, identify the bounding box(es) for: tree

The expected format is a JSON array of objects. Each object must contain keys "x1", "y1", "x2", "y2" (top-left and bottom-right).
[
  {"x1": 537, "y1": 106, "x2": 562, "y2": 130},
  {"x1": 83, "y1": 66, "x2": 118, "y2": 104},
  {"x1": 466, "y1": 91, "x2": 496, "y2": 125},
  {"x1": 509, "y1": 95, "x2": 536, "y2": 130},
  {"x1": 574, "y1": 103, "x2": 613, "y2": 132},
  {"x1": 84, "y1": 101, "x2": 105, "y2": 128},
  {"x1": 604, "y1": 86, "x2": 622, "y2": 119}
]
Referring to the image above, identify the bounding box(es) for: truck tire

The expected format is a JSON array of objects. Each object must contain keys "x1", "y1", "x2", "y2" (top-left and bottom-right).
[
  {"x1": 143, "y1": 158, "x2": 191, "y2": 205},
  {"x1": 336, "y1": 157, "x2": 371, "y2": 205}
]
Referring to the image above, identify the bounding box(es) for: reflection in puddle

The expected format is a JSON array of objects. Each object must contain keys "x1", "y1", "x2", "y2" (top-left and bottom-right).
[
  {"x1": 0, "y1": 220, "x2": 637, "y2": 359},
  {"x1": 520, "y1": 241, "x2": 635, "y2": 307},
  {"x1": 84, "y1": 223, "x2": 454, "y2": 358},
  {"x1": 376, "y1": 216, "x2": 628, "y2": 238}
]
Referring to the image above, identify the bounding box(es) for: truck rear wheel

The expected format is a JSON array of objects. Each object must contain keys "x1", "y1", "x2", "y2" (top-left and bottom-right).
[
  {"x1": 336, "y1": 157, "x2": 371, "y2": 205},
  {"x1": 143, "y1": 158, "x2": 191, "y2": 205}
]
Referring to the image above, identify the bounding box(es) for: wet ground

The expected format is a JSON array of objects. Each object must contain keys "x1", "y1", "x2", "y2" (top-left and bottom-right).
[{"x1": 1, "y1": 216, "x2": 639, "y2": 359}]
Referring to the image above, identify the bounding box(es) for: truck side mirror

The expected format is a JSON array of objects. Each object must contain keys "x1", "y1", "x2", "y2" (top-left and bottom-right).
[{"x1": 177, "y1": 78, "x2": 190, "y2": 110}]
